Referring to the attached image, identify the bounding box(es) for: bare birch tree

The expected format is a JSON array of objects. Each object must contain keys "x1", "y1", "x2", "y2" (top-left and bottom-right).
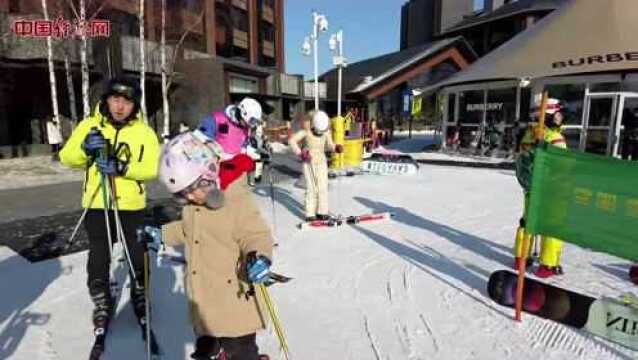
[
  {"x1": 160, "y1": 0, "x2": 169, "y2": 140},
  {"x1": 139, "y1": 0, "x2": 147, "y2": 121},
  {"x1": 79, "y1": 0, "x2": 89, "y2": 118},
  {"x1": 42, "y1": 0, "x2": 61, "y2": 125},
  {"x1": 65, "y1": 0, "x2": 108, "y2": 119},
  {"x1": 64, "y1": 54, "x2": 78, "y2": 124}
]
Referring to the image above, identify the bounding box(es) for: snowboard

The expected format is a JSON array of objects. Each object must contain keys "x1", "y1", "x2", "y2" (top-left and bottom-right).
[
  {"x1": 487, "y1": 270, "x2": 595, "y2": 328},
  {"x1": 296, "y1": 212, "x2": 393, "y2": 230},
  {"x1": 360, "y1": 153, "x2": 419, "y2": 175},
  {"x1": 585, "y1": 295, "x2": 638, "y2": 351}
]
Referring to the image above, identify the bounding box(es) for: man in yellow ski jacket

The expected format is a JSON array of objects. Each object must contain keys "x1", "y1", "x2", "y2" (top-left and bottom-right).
[{"x1": 59, "y1": 77, "x2": 160, "y2": 343}]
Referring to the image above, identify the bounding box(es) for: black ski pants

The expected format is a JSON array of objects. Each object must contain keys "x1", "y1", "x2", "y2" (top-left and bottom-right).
[
  {"x1": 84, "y1": 209, "x2": 145, "y2": 295},
  {"x1": 192, "y1": 334, "x2": 259, "y2": 360}
]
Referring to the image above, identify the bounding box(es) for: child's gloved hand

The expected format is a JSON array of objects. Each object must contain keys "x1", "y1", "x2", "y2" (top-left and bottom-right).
[
  {"x1": 334, "y1": 144, "x2": 344, "y2": 153},
  {"x1": 246, "y1": 251, "x2": 271, "y2": 284},
  {"x1": 299, "y1": 149, "x2": 311, "y2": 163}
]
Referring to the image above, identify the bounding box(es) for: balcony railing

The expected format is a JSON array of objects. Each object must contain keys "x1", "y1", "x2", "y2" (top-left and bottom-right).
[
  {"x1": 304, "y1": 82, "x2": 327, "y2": 99},
  {"x1": 232, "y1": 29, "x2": 249, "y2": 49},
  {"x1": 262, "y1": 40, "x2": 274, "y2": 57},
  {"x1": 281, "y1": 74, "x2": 301, "y2": 96},
  {"x1": 262, "y1": 6, "x2": 274, "y2": 23}
]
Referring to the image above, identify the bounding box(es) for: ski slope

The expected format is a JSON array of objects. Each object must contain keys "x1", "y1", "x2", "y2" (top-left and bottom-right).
[{"x1": 1, "y1": 162, "x2": 637, "y2": 359}]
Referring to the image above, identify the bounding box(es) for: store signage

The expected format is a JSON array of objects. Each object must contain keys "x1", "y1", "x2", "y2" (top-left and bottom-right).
[
  {"x1": 552, "y1": 52, "x2": 638, "y2": 69},
  {"x1": 466, "y1": 102, "x2": 504, "y2": 112}
]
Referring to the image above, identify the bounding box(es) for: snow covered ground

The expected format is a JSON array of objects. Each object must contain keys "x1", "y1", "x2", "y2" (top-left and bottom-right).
[
  {"x1": 2, "y1": 161, "x2": 637, "y2": 359},
  {"x1": 0, "y1": 156, "x2": 82, "y2": 191}
]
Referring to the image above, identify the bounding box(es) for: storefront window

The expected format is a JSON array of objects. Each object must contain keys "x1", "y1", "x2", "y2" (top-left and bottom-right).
[
  {"x1": 485, "y1": 88, "x2": 517, "y2": 125},
  {"x1": 447, "y1": 93, "x2": 456, "y2": 124},
  {"x1": 562, "y1": 128, "x2": 581, "y2": 150},
  {"x1": 459, "y1": 126, "x2": 479, "y2": 148},
  {"x1": 458, "y1": 90, "x2": 484, "y2": 124},
  {"x1": 545, "y1": 83, "x2": 585, "y2": 125},
  {"x1": 519, "y1": 88, "x2": 531, "y2": 123}
]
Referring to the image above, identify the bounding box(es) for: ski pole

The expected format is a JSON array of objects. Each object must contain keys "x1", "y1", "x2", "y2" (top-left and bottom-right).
[
  {"x1": 65, "y1": 184, "x2": 101, "y2": 251},
  {"x1": 108, "y1": 176, "x2": 139, "y2": 286},
  {"x1": 256, "y1": 284, "x2": 289, "y2": 359},
  {"x1": 143, "y1": 240, "x2": 152, "y2": 360}
]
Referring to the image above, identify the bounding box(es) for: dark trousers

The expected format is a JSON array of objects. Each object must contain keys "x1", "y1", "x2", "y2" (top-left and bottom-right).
[
  {"x1": 192, "y1": 334, "x2": 259, "y2": 360},
  {"x1": 84, "y1": 209, "x2": 145, "y2": 295}
]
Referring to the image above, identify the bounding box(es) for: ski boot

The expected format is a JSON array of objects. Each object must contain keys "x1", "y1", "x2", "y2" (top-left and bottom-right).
[
  {"x1": 534, "y1": 265, "x2": 563, "y2": 278},
  {"x1": 89, "y1": 281, "x2": 113, "y2": 360},
  {"x1": 315, "y1": 214, "x2": 331, "y2": 221}
]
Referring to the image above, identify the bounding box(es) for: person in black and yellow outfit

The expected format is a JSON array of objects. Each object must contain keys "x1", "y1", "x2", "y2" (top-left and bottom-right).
[
  {"x1": 514, "y1": 98, "x2": 567, "y2": 278},
  {"x1": 535, "y1": 105, "x2": 567, "y2": 278},
  {"x1": 59, "y1": 78, "x2": 160, "y2": 339}
]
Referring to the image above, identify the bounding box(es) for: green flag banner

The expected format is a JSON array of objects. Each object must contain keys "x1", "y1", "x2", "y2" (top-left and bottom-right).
[{"x1": 527, "y1": 146, "x2": 638, "y2": 262}]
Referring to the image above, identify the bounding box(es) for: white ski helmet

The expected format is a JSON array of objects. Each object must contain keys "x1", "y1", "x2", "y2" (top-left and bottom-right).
[
  {"x1": 311, "y1": 110, "x2": 330, "y2": 133},
  {"x1": 159, "y1": 131, "x2": 222, "y2": 194},
  {"x1": 237, "y1": 97, "x2": 262, "y2": 127}
]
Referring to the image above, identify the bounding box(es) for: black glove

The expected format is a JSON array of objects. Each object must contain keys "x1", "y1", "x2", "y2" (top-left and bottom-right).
[
  {"x1": 82, "y1": 128, "x2": 107, "y2": 158},
  {"x1": 96, "y1": 155, "x2": 128, "y2": 176}
]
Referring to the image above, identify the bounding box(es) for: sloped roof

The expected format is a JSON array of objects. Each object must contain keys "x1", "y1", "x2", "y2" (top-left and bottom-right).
[
  {"x1": 432, "y1": 0, "x2": 638, "y2": 89},
  {"x1": 441, "y1": 0, "x2": 565, "y2": 35},
  {"x1": 319, "y1": 36, "x2": 475, "y2": 98}
]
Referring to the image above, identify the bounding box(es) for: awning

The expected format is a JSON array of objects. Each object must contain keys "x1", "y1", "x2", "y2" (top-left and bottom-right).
[{"x1": 432, "y1": 0, "x2": 638, "y2": 88}]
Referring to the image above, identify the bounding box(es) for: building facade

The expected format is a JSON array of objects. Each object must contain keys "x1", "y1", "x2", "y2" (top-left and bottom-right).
[
  {"x1": 400, "y1": 0, "x2": 474, "y2": 50},
  {"x1": 0, "y1": 0, "x2": 302, "y2": 157}
]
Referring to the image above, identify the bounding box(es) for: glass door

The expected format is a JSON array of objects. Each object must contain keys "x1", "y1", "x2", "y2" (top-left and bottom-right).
[
  {"x1": 614, "y1": 95, "x2": 638, "y2": 159},
  {"x1": 582, "y1": 95, "x2": 618, "y2": 155}
]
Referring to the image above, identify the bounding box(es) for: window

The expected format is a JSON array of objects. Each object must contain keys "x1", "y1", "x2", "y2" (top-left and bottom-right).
[
  {"x1": 447, "y1": 93, "x2": 456, "y2": 124},
  {"x1": 230, "y1": 76, "x2": 258, "y2": 94},
  {"x1": 485, "y1": 88, "x2": 517, "y2": 125},
  {"x1": 232, "y1": 7, "x2": 249, "y2": 32},
  {"x1": 519, "y1": 88, "x2": 531, "y2": 123},
  {"x1": 545, "y1": 83, "x2": 586, "y2": 125},
  {"x1": 458, "y1": 90, "x2": 484, "y2": 124}
]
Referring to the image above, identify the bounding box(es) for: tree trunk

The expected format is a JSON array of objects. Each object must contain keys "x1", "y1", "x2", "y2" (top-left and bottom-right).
[
  {"x1": 80, "y1": 0, "x2": 90, "y2": 118},
  {"x1": 42, "y1": 0, "x2": 60, "y2": 125},
  {"x1": 161, "y1": 0, "x2": 169, "y2": 141},
  {"x1": 64, "y1": 55, "x2": 78, "y2": 126},
  {"x1": 139, "y1": 0, "x2": 148, "y2": 122}
]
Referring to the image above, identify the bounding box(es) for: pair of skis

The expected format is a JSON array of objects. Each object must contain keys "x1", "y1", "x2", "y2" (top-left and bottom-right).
[{"x1": 297, "y1": 212, "x2": 393, "y2": 230}]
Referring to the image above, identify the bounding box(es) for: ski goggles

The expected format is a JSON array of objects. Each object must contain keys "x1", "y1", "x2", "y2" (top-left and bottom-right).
[
  {"x1": 182, "y1": 177, "x2": 216, "y2": 195},
  {"x1": 110, "y1": 83, "x2": 137, "y2": 101}
]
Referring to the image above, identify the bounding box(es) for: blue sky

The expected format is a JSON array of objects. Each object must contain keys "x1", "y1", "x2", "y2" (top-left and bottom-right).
[{"x1": 284, "y1": 0, "x2": 484, "y2": 78}]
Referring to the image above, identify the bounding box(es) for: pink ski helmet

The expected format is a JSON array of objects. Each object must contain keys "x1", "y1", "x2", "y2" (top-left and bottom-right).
[{"x1": 159, "y1": 130, "x2": 222, "y2": 194}]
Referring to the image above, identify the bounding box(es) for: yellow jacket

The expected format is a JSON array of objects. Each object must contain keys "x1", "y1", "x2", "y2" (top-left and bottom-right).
[
  {"x1": 544, "y1": 128, "x2": 567, "y2": 149},
  {"x1": 59, "y1": 106, "x2": 160, "y2": 210}
]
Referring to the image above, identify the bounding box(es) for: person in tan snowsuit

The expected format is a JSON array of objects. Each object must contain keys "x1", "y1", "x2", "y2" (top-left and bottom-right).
[{"x1": 289, "y1": 110, "x2": 343, "y2": 221}]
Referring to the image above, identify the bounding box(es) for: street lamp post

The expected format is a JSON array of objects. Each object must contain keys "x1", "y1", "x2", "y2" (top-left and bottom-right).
[
  {"x1": 302, "y1": 11, "x2": 328, "y2": 111},
  {"x1": 330, "y1": 30, "x2": 347, "y2": 118}
]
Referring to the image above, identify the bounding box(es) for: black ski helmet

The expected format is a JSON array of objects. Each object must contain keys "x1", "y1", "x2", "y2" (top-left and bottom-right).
[{"x1": 99, "y1": 77, "x2": 141, "y2": 121}]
